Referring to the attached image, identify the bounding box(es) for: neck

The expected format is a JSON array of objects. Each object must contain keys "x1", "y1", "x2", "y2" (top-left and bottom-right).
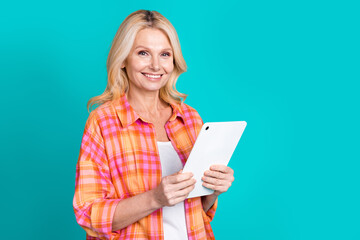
[{"x1": 126, "y1": 88, "x2": 168, "y2": 115}]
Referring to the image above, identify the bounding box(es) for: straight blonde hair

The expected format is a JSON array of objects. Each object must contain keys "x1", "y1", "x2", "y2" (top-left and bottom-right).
[{"x1": 87, "y1": 10, "x2": 187, "y2": 112}]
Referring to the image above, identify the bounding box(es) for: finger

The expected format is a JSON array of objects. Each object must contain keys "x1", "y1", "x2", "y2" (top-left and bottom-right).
[
  {"x1": 173, "y1": 183, "x2": 195, "y2": 198},
  {"x1": 202, "y1": 182, "x2": 227, "y2": 192},
  {"x1": 162, "y1": 177, "x2": 195, "y2": 194},
  {"x1": 210, "y1": 165, "x2": 231, "y2": 173},
  {"x1": 168, "y1": 184, "x2": 196, "y2": 205},
  {"x1": 166, "y1": 172, "x2": 193, "y2": 184},
  {"x1": 204, "y1": 170, "x2": 226, "y2": 179},
  {"x1": 181, "y1": 169, "x2": 194, "y2": 175},
  {"x1": 201, "y1": 175, "x2": 227, "y2": 186},
  {"x1": 173, "y1": 177, "x2": 196, "y2": 191},
  {"x1": 167, "y1": 195, "x2": 187, "y2": 206}
]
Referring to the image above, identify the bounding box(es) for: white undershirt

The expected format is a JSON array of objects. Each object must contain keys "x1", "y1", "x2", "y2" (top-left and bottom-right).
[{"x1": 157, "y1": 141, "x2": 188, "y2": 240}]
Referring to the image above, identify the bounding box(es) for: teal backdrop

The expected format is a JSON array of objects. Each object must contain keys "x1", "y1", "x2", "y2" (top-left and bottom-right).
[{"x1": 1, "y1": 0, "x2": 359, "y2": 239}]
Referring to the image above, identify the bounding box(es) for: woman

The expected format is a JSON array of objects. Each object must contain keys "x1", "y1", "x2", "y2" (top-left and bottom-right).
[{"x1": 73, "y1": 10, "x2": 235, "y2": 240}]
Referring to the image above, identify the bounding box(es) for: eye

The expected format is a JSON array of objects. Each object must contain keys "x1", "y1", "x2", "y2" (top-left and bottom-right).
[
  {"x1": 161, "y1": 52, "x2": 171, "y2": 57},
  {"x1": 138, "y1": 50, "x2": 148, "y2": 56}
]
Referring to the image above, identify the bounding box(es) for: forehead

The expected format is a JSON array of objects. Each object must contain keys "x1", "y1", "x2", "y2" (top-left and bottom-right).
[{"x1": 132, "y1": 28, "x2": 172, "y2": 50}]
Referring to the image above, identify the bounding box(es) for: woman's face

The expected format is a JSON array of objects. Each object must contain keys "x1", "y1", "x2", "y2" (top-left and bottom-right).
[{"x1": 123, "y1": 28, "x2": 174, "y2": 95}]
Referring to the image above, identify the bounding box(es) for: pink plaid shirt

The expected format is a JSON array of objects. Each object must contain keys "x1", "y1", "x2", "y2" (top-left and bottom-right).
[{"x1": 73, "y1": 94, "x2": 217, "y2": 239}]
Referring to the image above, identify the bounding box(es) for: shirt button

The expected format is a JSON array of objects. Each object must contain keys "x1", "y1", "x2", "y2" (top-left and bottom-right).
[
  {"x1": 191, "y1": 226, "x2": 195, "y2": 231},
  {"x1": 176, "y1": 144, "x2": 181, "y2": 149},
  {"x1": 188, "y1": 199, "x2": 191, "y2": 203}
]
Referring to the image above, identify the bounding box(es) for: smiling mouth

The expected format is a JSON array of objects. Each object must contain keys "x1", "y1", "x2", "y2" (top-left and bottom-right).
[{"x1": 142, "y1": 73, "x2": 163, "y2": 79}]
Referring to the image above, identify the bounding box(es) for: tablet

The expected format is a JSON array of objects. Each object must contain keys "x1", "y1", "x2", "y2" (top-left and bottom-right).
[{"x1": 183, "y1": 121, "x2": 247, "y2": 199}]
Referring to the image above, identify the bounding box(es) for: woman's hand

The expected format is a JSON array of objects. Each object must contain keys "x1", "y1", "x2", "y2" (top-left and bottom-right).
[
  {"x1": 201, "y1": 165, "x2": 235, "y2": 196},
  {"x1": 153, "y1": 170, "x2": 196, "y2": 207}
]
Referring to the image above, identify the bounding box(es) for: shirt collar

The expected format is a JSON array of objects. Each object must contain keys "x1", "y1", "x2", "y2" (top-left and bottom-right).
[{"x1": 112, "y1": 94, "x2": 185, "y2": 128}]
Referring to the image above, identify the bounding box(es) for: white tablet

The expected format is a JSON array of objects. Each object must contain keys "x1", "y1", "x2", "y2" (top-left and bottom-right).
[{"x1": 183, "y1": 121, "x2": 247, "y2": 199}]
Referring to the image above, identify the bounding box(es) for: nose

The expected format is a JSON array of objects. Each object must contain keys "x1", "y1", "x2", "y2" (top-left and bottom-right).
[{"x1": 150, "y1": 56, "x2": 160, "y2": 71}]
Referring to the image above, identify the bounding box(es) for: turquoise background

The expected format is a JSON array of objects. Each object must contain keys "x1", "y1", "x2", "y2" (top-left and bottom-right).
[{"x1": 1, "y1": 0, "x2": 359, "y2": 239}]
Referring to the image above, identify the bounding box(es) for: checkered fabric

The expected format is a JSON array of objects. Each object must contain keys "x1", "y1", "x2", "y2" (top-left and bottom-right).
[{"x1": 73, "y1": 94, "x2": 217, "y2": 240}]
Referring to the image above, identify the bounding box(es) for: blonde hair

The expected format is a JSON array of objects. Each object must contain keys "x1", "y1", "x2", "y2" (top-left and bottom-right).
[{"x1": 87, "y1": 10, "x2": 187, "y2": 112}]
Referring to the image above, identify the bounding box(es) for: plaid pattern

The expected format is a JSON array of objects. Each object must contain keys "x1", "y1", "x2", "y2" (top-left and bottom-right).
[{"x1": 73, "y1": 94, "x2": 218, "y2": 240}]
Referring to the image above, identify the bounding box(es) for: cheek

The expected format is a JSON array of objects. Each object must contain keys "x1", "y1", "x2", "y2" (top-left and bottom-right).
[
  {"x1": 163, "y1": 61, "x2": 174, "y2": 73},
  {"x1": 127, "y1": 57, "x2": 148, "y2": 73},
  {"x1": 136, "y1": 59, "x2": 149, "y2": 69}
]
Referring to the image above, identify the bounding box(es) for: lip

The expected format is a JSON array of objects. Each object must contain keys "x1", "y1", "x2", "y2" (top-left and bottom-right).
[{"x1": 141, "y1": 72, "x2": 164, "y2": 81}]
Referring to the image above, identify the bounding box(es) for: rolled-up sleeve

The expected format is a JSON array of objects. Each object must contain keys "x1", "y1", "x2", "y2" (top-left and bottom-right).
[
  {"x1": 73, "y1": 114, "x2": 120, "y2": 240},
  {"x1": 202, "y1": 198, "x2": 218, "y2": 222}
]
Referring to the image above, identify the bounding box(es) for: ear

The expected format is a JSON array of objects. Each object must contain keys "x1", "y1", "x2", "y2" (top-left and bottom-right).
[{"x1": 121, "y1": 59, "x2": 127, "y2": 69}]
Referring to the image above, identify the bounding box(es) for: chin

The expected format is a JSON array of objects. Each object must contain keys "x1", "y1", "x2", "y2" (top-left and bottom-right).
[{"x1": 144, "y1": 81, "x2": 168, "y2": 91}]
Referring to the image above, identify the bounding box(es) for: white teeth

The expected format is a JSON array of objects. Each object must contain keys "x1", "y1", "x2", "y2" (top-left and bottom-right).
[{"x1": 144, "y1": 73, "x2": 161, "y2": 79}]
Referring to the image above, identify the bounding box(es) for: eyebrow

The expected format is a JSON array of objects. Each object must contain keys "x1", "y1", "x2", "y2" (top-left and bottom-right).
[{"x1": 134, "y1": 45, "x2": 173, "y2": 52}]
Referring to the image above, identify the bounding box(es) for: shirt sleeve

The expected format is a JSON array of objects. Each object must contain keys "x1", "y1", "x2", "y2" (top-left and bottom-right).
[
  {"x1": 202, "y1": 197, "x2": 218, "y2": 222},
  {"x1": 73, "y1": 113, "x2": 121, "y2": 240}
]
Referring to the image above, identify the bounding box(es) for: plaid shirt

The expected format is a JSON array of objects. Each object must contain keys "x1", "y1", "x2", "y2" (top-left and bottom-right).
[{"x1": 73, "y1": 94, "x2": 217, "y2": 240}]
